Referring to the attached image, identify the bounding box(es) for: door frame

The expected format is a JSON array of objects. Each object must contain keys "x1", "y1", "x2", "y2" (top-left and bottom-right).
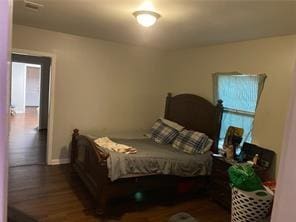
[
  {"x1": 12, "y1": 48, "x2": 56, "y2": 165},
  {"x1": 12, "y1": 53, "x2": 51, "y2": 130}
]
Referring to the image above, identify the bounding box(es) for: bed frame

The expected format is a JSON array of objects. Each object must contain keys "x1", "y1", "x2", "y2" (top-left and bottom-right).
[{"x1": 71, "y1": 93, "x2": 223, "y2": 215}]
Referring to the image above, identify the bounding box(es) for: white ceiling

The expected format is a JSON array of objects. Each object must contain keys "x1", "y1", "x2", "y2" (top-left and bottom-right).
[{"x1": 13, "y1": 0, "x2": 296, "y2": 50}]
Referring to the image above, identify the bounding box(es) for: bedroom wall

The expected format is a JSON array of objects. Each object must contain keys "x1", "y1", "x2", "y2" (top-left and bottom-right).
[
  {"x1": 164, "y1": 35, "x2": 296, "y2": 174},
  {"x1": 12, "y1": 24, "x2": 296, "y2": 173},
  {"x1": 12, "y1": 25, "x2": 168, "y2": 161}
]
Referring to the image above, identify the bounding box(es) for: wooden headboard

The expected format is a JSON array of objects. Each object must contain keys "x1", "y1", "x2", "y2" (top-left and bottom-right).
[{"x1": 164, "y1": 93, "x2": 223, "y2": 151}]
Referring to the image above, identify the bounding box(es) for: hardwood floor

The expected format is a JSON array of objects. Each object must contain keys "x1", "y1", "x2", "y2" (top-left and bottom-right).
[
  {"x1": 8, "y1": 109, "x2": 230, "y2": 221},
  {"x1": 9, "y1": 107, "x2": 46, "y2": 166},
  {"x1": 8, "y1": 164, "x2": 230, "y2": 222}
]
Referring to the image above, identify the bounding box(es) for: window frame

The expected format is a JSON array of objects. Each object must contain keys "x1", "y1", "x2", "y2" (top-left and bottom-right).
[{"x1": 213, "y1": 72, "x2": 267, "y2": 147}]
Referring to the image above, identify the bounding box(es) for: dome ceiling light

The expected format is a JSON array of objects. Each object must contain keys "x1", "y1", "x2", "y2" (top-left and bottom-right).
[{"x1": 133, "y1": 10, "x2": 161, "y2": 27}]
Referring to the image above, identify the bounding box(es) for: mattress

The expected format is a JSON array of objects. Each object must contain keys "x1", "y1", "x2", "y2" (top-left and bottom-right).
[{"x1": 98, "y1": 138, "x2": 212, "y2": 181}]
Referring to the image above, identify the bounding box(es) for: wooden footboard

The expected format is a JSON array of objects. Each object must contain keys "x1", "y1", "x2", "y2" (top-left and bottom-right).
[{"x1": 71, "y1": 129, "x2": 110, "y2": 214}]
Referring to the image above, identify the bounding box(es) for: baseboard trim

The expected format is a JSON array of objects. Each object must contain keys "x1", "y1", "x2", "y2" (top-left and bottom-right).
[{"x1": 49, "y1": 158, "x2": 70, "y2": 165}]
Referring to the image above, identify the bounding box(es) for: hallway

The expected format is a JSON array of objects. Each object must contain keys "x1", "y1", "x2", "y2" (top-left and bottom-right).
[{"x1": 9, "y1": 107, "x2": 46, "y2": 167}]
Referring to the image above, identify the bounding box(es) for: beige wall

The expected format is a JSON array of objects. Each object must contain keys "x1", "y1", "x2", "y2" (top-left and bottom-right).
[
  {"x1": 13, "y1": 25, "x2": 167, "y2": 160},
  {"x1": 164, "y1": 35, "x2": 296, "y2": 172},
  {"x1": 12, "y1": 24, "x2": 296, "y2": 172}
]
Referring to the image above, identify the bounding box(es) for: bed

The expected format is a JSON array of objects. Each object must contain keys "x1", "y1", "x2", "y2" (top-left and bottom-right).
[{"x1": 71, "y1": 93, "x2": 223, "y2": 214}]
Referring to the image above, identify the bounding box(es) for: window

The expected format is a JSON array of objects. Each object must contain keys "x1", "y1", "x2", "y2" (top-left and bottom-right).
[{"x1": 213, "y1": 72, "x2": 266, "y2": 148}]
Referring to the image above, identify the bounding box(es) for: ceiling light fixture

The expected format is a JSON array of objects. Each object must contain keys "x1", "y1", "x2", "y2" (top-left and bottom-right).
[{"x1": 133, "y1": 10, "x2": 161, "y2": 27}]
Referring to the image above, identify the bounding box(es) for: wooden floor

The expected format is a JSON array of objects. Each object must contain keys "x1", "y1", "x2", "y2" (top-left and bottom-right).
[
  {"x1": 9, "y1": 107, "x2": 46, "y2": 166},
  {"x1": 8, "y1": 107, "x2": 230, "y2": 221},
  {"x1": 8, "y1": 164, "x2": 231, "y2": 222}
]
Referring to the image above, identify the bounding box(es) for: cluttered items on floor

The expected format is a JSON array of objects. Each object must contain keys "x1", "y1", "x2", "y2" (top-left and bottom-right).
[
  {"x1": 228, "y1": 164, "x2": 274, "y2": 222},
  {"x1": 169, "y1": 212, "x2": 199, "y2": 222}
]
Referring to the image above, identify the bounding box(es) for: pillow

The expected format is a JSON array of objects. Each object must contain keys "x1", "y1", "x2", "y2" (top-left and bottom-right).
[
  {"x1": 172, "y1": 129, "x2": 209, "y2": 154},
  {"x1": 201, "y1": 138, "x2": 213, "y2": 154},
  {"x1": 159, "y1": 118, "x2": 184, "y2": 132},
  {"x1": 150, "y1": 119, "x2": 179, "y2": 144}
]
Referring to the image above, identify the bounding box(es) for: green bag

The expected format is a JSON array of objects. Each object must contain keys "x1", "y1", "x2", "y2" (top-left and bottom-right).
[{"x1": 228, "y1": 164, "x2": 263, "y2": 192}]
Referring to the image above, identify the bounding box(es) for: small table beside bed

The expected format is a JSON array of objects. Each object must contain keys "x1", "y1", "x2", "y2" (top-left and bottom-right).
[{"x1": 71, "y1": 93, "x2": 223, "y2": 215}]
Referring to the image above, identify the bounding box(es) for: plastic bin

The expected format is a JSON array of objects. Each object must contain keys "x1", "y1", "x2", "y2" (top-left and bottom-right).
[{"x1": 231, "y1": 187, "x2": 273, "y2": 222}]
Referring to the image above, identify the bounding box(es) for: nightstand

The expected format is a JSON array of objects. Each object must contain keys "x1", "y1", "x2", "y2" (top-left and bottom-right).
[
  {"x1": 209, "y1": 144, "x2": 274, "y2": 210},
  {"x1": 209, "y1": 155, "x2": 233, "y2": 209}
]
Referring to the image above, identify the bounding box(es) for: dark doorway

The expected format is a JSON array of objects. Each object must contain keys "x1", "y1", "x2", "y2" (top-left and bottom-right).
[{"x1": 9, "y1": 53, "x2": 51, "y2": 166}]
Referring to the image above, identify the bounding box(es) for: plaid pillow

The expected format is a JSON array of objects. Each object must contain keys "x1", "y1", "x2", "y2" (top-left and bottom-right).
[
  {"x1": 150, "y1": 119, "x2": 179, "y2": 144},
  {"x1": 172, "y1": 129, "x2": 209, "y2": 154},
  {"x1": 201, "y1": 138, "x2": 213, "y2": 154}
]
